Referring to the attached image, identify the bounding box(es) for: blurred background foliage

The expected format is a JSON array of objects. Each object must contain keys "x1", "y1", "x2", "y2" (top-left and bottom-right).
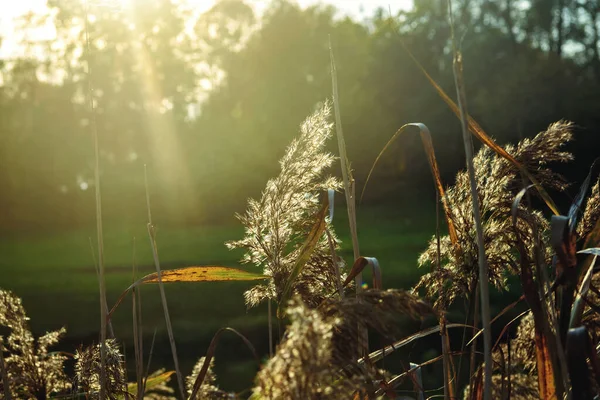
[
  {"x1": 2, "y1": 0, "x2": 599, "y2": 232},
  {"x1": 4, "y1": 0, "x2": 600, "y2": 392}
]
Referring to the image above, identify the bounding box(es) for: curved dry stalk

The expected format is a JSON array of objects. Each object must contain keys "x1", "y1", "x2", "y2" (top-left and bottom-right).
[
  {"x1": 361, "y1": 123, "x2": 459, "y2": 248},
  {"x1": 342, "y1": 257, "x2": 382, "y2": 290},
  {"x1": 188, "y1": 328, "x2": 259, "y2": 400}
]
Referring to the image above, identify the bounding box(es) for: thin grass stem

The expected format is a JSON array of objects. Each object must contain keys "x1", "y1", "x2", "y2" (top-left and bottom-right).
[
  {"x1": 144, "y1": 165, "x2": 186, "y2": 399},
  {"x1": 89, "y1": 237, "x2": 114, "y2": 338},
  {"x1": 83, "y1": 4, "x2": 107, "y2": 398},
  {"x1": 447, "y1": 2, "x2": 492, "y2": 397},
  {"x1": 329, "y1": 36, "x2": 366, "y2": 355}
]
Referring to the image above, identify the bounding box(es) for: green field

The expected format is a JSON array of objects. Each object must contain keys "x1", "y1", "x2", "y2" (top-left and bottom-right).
[{"x1": 1, "y1": 203, "x2": 440, "y2": 391}]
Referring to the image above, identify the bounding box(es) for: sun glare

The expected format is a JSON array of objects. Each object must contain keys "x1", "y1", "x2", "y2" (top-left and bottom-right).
[{"x1": 106, "y1": 0, "x2": 216, "y2": 12}]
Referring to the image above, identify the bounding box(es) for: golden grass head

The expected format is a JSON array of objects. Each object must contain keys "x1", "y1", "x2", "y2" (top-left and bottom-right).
[
  {"x1": 0, "y1": 289, "x2": 70, "y2": 398},
  {"x1": 227, "y1": 101, "x2": 344, "y2": 309},
  {"x1": 74, "y1": 339, "x2": 126, "y2": 399},
  {"x1": 414, "y1": 121, "x2": 574, "y2": 309}
]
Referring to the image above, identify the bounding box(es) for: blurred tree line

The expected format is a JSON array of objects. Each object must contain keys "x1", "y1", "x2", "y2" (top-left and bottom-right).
[{"x1": 1, "y1": 0, "x2": 599, "y2": 230}]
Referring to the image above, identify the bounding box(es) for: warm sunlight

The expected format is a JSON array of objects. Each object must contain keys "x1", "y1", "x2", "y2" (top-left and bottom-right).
[{"x1": 3, "y1": 0, "x2": 600, "y2": 398}]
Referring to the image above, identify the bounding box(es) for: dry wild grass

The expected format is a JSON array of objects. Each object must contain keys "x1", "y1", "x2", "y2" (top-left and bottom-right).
[
  {"x1": 252, "y1": 290, "x2": 432, "y2": 400},
  {"x1": 227, "y1": 101, "x2": 344, "y2": 310},
  {"x1": 0, "y1": 289, "x2": 70, "y2": 399},
  {"x1": 252, "y1": 297, "x2": 348, "y2": 399},
  {"x1": 3, "y1": 99, "x2": 600, "y2": 399},
  {"x1": 75, "y1": 339, "x2": 127, "y2": 399},
  {"x1": 414, "y1": 121, "x2": 573, "y2": 310},
  {"x1": 463, "y1": 313, "x2": 539, "y2": 399}
]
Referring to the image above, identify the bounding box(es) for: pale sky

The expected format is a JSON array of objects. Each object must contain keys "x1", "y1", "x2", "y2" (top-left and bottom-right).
[{"x1": 0, "y1": 0, "x2": 413, "y2": 58}]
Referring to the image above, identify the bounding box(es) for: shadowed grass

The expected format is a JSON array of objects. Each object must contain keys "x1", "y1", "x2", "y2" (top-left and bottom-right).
[{"x1": 1, "y1": 205, "x2": 435, "y2": 350}]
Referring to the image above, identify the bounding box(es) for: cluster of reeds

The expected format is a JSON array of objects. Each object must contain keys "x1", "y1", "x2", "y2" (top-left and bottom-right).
[
  {"x1": 2, "y1": 87, "x2": 599, "y2": 398},
  {"x1": 2, "y1": 8, "x2": 600, "y2": 399}
]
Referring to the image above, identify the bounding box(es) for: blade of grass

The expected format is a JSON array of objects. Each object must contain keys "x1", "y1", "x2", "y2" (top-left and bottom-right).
[
  {"x1": 398, "y1": 31, "x2": 560, "y2": 217},
  {"x1": 138, "y1": 266, "x2": 267, "y2": 284},
  {"x1": 84, "y1": 5, "x2": 107, "y2": 398},
  {"x1": 109, "y1": 267, "x2": 266, "y2": 320},
  {"x1": 144, "y1": 165, "x2": 186, "y2": 399},
  {"x1": 188, "y1": 327, "x2": 259, "y2": 400}
]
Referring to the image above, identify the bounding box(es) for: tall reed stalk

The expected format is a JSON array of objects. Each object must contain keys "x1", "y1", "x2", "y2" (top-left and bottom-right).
[
  {"x1": 448, "y1": 2, "x2": 492, "y2": 397},
  {"x1": 84, "y1": 4, "x2": 107, "y2": 398},
  {"x1": 144, "y1": 165, "x2": 186, "y2": 398},
  {"x1": 329, "y1": 37, "x2": 367, "y2": 355}
]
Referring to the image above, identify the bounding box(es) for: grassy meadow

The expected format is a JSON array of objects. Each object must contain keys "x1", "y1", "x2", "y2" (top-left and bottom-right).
[{"x1": 1, "y1": 203, "x2": 440, "y2": 391}]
